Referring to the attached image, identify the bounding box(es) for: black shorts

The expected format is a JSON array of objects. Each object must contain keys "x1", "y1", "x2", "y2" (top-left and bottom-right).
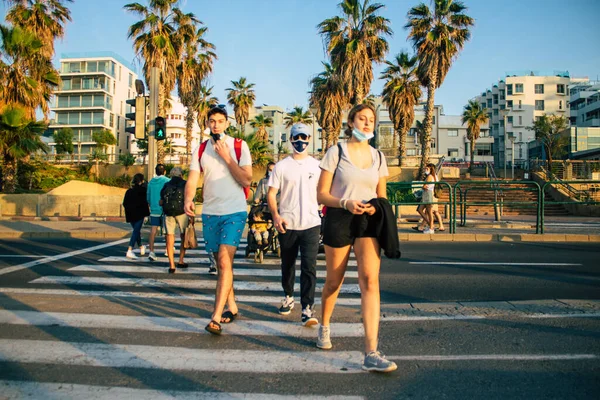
[{"x1": 322, "y1": 207, "x2": 377, "y2": 248}]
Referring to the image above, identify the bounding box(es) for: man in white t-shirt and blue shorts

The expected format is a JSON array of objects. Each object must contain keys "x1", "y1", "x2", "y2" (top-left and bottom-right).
[
  {"x1": 184, "y1": 105, "x2": 252, "y2": 336},
  {"x1": 267, "y1": 123, "x2": 321, "y2": 326}
]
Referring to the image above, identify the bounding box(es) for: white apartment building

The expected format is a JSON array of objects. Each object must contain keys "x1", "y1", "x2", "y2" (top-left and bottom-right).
[
  {"x1": 155, "y1": 98, "x2": 203, "y2": 164},
  {"x1": 570, "y1": 81, "x2": 600, "y2": 128},
  {"x1": 476, "y1": 70, "x2": 584, "y2": 169},
  {"x1": 48, "y1": 52, "x2": 138, "y2": 162}
]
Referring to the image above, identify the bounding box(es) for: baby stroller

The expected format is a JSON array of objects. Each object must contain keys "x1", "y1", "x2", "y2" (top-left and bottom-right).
[{"x1": 245, "y1": 203, "x2": 280, "y2": 263}]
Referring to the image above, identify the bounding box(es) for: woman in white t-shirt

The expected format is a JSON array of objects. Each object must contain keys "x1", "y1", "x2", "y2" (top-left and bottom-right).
[{"x1": 315, "y1": 103, "x2": 397, "y2": 373}]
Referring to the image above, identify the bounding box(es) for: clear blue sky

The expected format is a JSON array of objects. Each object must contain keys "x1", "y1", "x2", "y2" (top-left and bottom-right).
[{"x1": 2, "y1": 0, "x2": 599, "y2": 115}]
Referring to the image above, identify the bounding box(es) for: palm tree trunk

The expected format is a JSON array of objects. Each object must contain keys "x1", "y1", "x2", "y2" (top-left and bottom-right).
[
  {"x1": 185, "y1": 111, "x2": 194, "y2": 165},
  {"x1": 392, "y1": 129, "x2": 398, "y2": 152},
  {"x1": 398, "y1": 128, "x2": 406, "y2": 167},
  {"x1": 2, "y1": 155, "x2": 17, "y2": 193},
  {"x1": 420, "y1": 68, "x2": 437, "y2": 179},
  {"x1": 470, "y1": 138, "x2": 475, "y2": 173}
]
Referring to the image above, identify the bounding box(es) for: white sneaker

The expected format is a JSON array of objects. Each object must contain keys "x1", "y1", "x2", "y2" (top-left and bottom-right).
[
  {"x1": 126, "y1": 250, "x2": 137, "y2": 259},
  {"x1": 423, "y1": 228, "x2": 435, "y2": 234},
  {"x1": 316, "y1": 324, "x2": 332, "y2": 350},
  {"x1": 139, "y1": 245, "x2": 146, "y2": 256},
  {"x1": 279, "y1": 296, "x2": 294, "y2": 315},
  {"x1": 301, "y1": 305, "x2": 318, "y2": 327},
  {"x1": 148, "y1": 251, "x2": 157, "y2": 261}
]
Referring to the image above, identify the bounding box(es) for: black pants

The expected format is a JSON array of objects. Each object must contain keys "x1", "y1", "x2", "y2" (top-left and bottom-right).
[{"x1": 279, "y1": 225, "x2": 320, "y2": 309}]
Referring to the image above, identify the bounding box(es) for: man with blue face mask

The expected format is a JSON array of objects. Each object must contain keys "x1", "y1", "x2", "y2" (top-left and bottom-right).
[{"x1": 267, "y1": 123, "x2": 321, "y2": 326}]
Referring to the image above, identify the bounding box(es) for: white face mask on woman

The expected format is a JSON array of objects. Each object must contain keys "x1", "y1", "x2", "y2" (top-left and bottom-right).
[{"x1": 424, "y1": 170, "x2": 430, "y2": 176}]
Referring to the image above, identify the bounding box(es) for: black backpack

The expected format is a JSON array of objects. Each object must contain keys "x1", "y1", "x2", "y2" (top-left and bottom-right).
[{"x1": 161, "y1": 179, "x2": 186, "y2": 217}]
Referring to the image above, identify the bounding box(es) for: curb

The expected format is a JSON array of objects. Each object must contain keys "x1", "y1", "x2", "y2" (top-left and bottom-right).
[{"x1": 1, "y1": 231, "x2": 599, "y2": 242}]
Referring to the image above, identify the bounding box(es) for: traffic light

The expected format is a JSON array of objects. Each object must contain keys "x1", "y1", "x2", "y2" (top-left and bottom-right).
[
  {"x1": 125, "y1": 97, "x2": 146, "y2": 139},
  {"x1": 155, "y1": 116, "x2": 166, "y2": 140}
]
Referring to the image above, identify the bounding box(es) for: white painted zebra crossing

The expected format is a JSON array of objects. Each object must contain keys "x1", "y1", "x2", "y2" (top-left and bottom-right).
[{"x1": 100, "y1": 255, "x2": 358, "y2": 267}]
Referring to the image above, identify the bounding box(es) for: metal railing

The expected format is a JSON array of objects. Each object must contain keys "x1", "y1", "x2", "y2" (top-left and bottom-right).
[{"x1": 540, "y1": 180, "x2": 600, "y2": 233}]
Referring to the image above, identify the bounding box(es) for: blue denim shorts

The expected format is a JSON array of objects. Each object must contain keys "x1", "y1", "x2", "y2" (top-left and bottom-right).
[
  {"x1": 202, "y1": 212, "x2": 247, "y2": 253},
  {"x1": 149, "y1": 216, "x2": 163, "y2": 227}
]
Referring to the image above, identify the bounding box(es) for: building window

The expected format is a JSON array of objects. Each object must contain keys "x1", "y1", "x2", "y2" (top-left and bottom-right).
[
  {"x1": 506, "y1": 84, "x2": 513, "y2": 95},
  {"x1": 432, "y1": 116, "x2": 436, "y2": 125},
  {"x1": 515, "y1": 83, "x2": 524, "y2": 93},
  {"x1": 500, "y1": 120, "x2": 504, "y2": 128},
  {"x1": 500, "y1": 89, "x2": 505, "y2": 100},
  {"x1": 535, "y1": 100, "x2": 545, "y2": 110},
  {"x1": 448, "y1": 148, "x2": 459, "y2": 157},
  {"x1": 507, "y1": 116, "x2": 513, "y2": 124},
  {"x1": 407, "y1": 148, "x2": 416, "y2": 156},
  {"x1": 431, "y1": 138, "x2": 436, "y2": 148},
  {"x1": 518, "y1": 100, "x2": 522, "y2": 109},
  {"x1": 493, "y1": 109, "x2": 498, "y2": 116},
  {"x1": 534, "y1": 84, "x2": 544, "y2": 94},
  {"x1": 507, "y1": 100, "x2": 513, "y2": 108},
  {"x1": 518, "y1": 116, "x2": 522, "y2": 125},
  {"x1": 518, "y1": 132, "x2": 522, "y2": 142},
  {"x1": 559, "y1": 100, "x2": 563, "y2": 110},
  {"x1": 481, "y1": 103, "x2": 486, "y2": 110},
  {"x1": 487, "y1": 99, "x2": 492, "y2": 108},
  {"x1": 447, "y1": 129, "x2": 458, "y2": 137},
  {"x1": 557, "y1": 84, "x2": 565, "y2": 94},
  {"x1": 493, "y1": 94, "x2": 498, "y2": 104},
  {"x1": 408, "y1": 128, "x2": 416, "y2": 136}
]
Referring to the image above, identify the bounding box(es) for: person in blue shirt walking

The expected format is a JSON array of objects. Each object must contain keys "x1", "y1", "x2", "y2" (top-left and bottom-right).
[{"x1": 146, "y1": 164, "x2": 170, "y2": 261}]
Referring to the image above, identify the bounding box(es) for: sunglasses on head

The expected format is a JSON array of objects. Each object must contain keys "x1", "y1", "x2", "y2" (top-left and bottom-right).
[
  {"x1": 211, "y1": 104, "x2": 226, "y2": 109},
  {"x1": 291, "y1": 133, "x2": 309, "y2": 141}
]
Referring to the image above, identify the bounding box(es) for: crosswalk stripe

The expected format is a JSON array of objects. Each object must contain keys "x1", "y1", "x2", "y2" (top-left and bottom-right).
[
  {"x1": 99, "y1": 256, "x2": 358, "y2": 267},
  {"x1": 0, "y1": 381, "x2": 364, "y2": 400},
  {"x1": 29, "y1": 276, "x2": 362, "y2": 294},
  {"x1": 0, "y1": 310, "x2": 364, "y2": 337},
  {"x1": 410, "y1": 262, "x2": 583, "y2": 266},
  {"x1": 0, "y1": 287, "x2": 363, "y2": 305},
  {"x1": 0, "y1": 339, "x2": 365, "y2": 374},
  {"x1": 68, "y1": 264, "x2": 359, "y2": 278}
]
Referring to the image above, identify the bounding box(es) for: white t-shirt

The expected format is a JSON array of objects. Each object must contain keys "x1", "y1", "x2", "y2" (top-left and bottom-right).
[
  {"x1": 190, "y1": 135, "x2": 252, "y2": 216},
  {"x1": 320, "y1": 143, "x2": 388, "y2": 202},
  {"x1": 268, "y1": 156, "x2": 321, "y2": 231}
]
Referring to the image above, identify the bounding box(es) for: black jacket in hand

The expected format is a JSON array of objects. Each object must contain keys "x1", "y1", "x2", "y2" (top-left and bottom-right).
[{"x1": 355, "y1": 198, "x2": 401, "y2": 259}]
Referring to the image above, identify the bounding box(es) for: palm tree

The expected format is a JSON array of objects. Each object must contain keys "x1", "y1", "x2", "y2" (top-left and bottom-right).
[
  {"x1": 0, "y1": 106, "x2": 48, "y2": 192},
  {"x1": 226, "y1": 77, "x2": 256, "y2": 133},
  {"x1": 194, "y1": 85, "x2": 219, "y2": 141},
  {"x1": 249, "y1": 114, "x2": 273, "y2": 143},
  {"x1": 461, "y1": 100, "x2": 489, "y2": 173},
  {"x1": 284, "y1": 106, "x2": 312, "y2": 128},
  {"x1": 381, "y1": 51, "x2": 422, "y2": 165},
  {"x1": 125, "y1": 0, "x2": 199, "y2": 164},
  {"x1": 309, "y1": 62, "x2": 346, "y2": 151},
  {"x1": 406, "y1": 0, "x2": 474, "y2": 177},
  {"x1": 5, "y1": 0, "x2": 73, "y2": 59},
  {"x1": 318, "y1": 0, "x2": 392, "y2": 105},
  {"x1": 176, "y1": 25, "x2": 216, "y2": 164},
  {"x1": 527, "y1": 114, "x2": 568, "y2": 179},
  {"x1": 0, "y1": 24, "x2": 59, "y2": 119}
]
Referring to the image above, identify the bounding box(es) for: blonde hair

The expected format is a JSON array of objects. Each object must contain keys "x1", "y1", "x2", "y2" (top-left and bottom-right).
[{"x1": 344, "y1": 103, "x2": 376, "y2": 138}]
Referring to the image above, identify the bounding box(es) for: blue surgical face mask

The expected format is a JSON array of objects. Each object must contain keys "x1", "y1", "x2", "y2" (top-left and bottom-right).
[
  {"x1": 291, "y1": 140, "x2": 309, "y2": 154},
  {"x1": 352, "y1": 128, "x2": 374, "y2": 142}
]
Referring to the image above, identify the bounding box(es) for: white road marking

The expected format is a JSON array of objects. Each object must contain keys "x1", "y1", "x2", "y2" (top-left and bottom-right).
[
  {"x1": 409, "y1": 262, "x2": 582, "y2": 266},
  {"x1": 0, "y1": 310, "x2": 364, "y2": 337},
  {"x1": 29, "y1": 276, "x2": 362, "y2": 294},
  {"x1": 0, "y1": 255, "x2": 46, "y2": 258},
  {"x1": 0, "y1": 287, "x2": 363, "y2": 305},
  {"x1": 0, "y1": 340, "x2": 365, "y2": 373},
  {"x1": 99, "y1": 256, "x2": 358, "y2": 267},
  {"x1": 68, "y1": 264, "x2": 359, "y2": 278},
  {"x1": 527, "y1": 312, "x2": 600, "y2": 319},
  {"x1": 381, "y1": 315, "x2": 485, "y2": 321},
  {"x1": 0, "y1": 239, "x2": 129, "y2": 277},
  {"x1": 0, "y1": 381, "x2": 364, "y2": 400},
  {"x1": 387, "y1": 354, "x2": 599, "y2": 361}
]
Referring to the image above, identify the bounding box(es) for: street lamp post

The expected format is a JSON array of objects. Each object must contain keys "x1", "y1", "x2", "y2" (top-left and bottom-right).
[
  {"x1": 500, "y1": 108, "x2": 510, "y2": 179},
  {"x1": 509, "y1": 135, "x2": 515, "y2": 180}
]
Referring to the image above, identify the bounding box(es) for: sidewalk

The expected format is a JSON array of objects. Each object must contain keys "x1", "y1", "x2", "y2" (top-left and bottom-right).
[{"x1": 1, "y1": 215, "x2": 600, "y2": 242}]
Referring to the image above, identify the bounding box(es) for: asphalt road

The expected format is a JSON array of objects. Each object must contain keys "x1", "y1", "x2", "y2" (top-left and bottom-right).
[{"x1": 0, "y1": 238, "x2": 598, "y2": 399}]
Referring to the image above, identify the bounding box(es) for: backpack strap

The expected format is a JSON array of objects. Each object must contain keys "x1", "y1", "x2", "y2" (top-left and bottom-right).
[
  {"x1": 332, "y1": 143, "x2": 343, "y2": 182},
  {"x1": 198, "y1": 140, "x2": 209, "y2": 172},
  {"x1": 233, "y1": 138, "x2": 243, "y2": 163}
]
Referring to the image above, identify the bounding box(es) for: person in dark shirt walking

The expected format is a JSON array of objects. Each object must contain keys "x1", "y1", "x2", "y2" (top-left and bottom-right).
[{"x1": 123, "y1": 173, "x2": 150, "y2": 259}]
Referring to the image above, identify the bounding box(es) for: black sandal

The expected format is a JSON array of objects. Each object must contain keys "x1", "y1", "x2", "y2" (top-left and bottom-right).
[
  {"x1": 168, "y1": 267, "x2": 176, "y2": 274},
  {"x1": 205, "y1": 320, "x2": 222, "y2": 335},
  {"x1": 177, "y1": 262, "x2": 189, "y2": 269},
  {"x1": 220, "y1": 311, "x2": 238, "y2": 324}
]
